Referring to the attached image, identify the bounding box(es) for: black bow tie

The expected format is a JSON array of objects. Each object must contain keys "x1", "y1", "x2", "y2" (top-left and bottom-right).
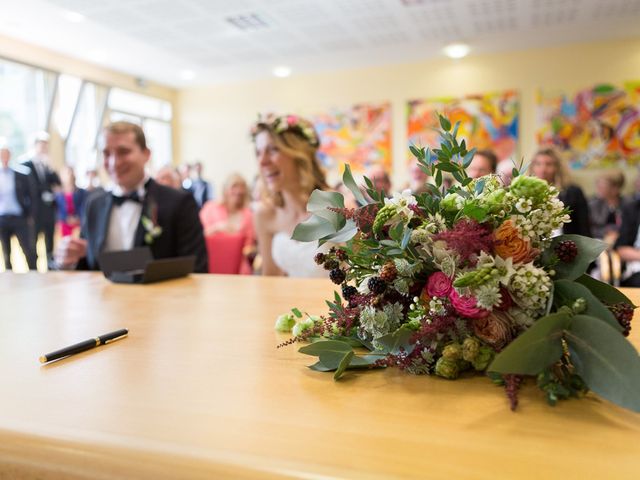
[{"x1": 112, "y1": 191, "x2": 142, "y2": 206}]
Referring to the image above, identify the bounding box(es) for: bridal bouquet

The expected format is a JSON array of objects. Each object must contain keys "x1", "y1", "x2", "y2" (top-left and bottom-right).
[{"x1": 278, "y1": 115, "x2": 640, "y2": 412}]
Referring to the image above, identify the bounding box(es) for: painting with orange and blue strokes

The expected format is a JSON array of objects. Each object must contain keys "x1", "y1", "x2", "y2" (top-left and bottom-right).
[
  {"x1": 407, "y1": 91, "x2": 519, "y2": 163},
  {"x1": 536, "y1": 83, "x2": 640, "y2": 168},
  {"x1": 312, "y1": 103, "x2": 392, "y2": 184}
]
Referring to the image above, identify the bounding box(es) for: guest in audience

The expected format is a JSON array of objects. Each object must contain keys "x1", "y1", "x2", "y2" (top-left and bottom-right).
[
  {"x1": 496, "y1": 159, "x2": 514, "y2": 186},
  {"x1": 0, "y1": 140, "x2": 37, "y2": 270},
  {"x1": 529, "y1": 148, "x2": 591, "y2": 237},
  {"x1": 23, "y1": 131, "x2": 60, "y2": 267},
  {"x1": 614, "y1": 195, "x2": 640, "y2": 286},
  {"x1": 178, "y1": 164, "x2": 192, "y2": 190},
  {"x1": 55, "y1": 166, "x2": 87, "y2": 238},
  {"x1": 252, "y1": 114, "x2": 330, "y2": 277},
  {"x1": 467, "y1": 149, "x2": 498, "y2": 179},
  {"x1": 155, "y1": 166, "x2": 182, "y2": 190},
  {"x1": 190, "y1": 161, "x2": 214, "y2": 209},
  {"x1": 589, "y1": 170, "x2": 625, "y2": 243},
  {"x1": 55, "y1": 122, "x2": 208, "y2": 272},
  {"x1": 367, "y1": 165, "x2": 392, "y2": 197},
  {"x1": 408, "y1": 162, "x2": 430, "y2": 194},
  {"x1": 85, "y1": 168, "x2": 103, "y2": 192},
  {"x1": 200, "y1": 173, "x2": 255, "y2": 274}
]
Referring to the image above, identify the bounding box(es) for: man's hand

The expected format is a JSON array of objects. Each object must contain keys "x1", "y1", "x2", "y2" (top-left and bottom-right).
[{"x1": 54, "y1": 237, "x2": 87, "y2": 269}]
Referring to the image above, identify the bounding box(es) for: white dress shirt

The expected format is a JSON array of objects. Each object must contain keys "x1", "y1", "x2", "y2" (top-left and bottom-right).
[
  {"x1": 102, "y1": 179, "x2": 147, "y2": 253},
  {"x1": 0, "y1": 167, "x2": 22, "y2": 216}
]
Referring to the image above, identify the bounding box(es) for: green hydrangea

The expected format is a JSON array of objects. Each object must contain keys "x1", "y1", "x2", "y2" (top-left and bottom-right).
[
  {"x1": 441, "y1": 192, "x2": 464, "y2": 212},
  {"x1": 509, "y1": 175, "x2": 550, "y2": 205},
  {"x1": 462, "y1": 337, "x2": 481, "y2": 362},
  {"x1": 472, "y1": 346, "x2": 495, "y2": 371},
  {"x1": 442, "y1": 343, "x2": 462, "y2": 361},
  {"x1": 274, "y1": 314, "x2": 296, "y2": 332},
  {"x1": 435, "y1": 357, "x2": 460, "y2": 379}
]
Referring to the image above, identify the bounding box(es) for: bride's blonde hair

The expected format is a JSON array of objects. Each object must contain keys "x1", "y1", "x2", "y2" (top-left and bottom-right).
[{"x1": 252, "y1": 115, "x2": 329, "y2": 208}]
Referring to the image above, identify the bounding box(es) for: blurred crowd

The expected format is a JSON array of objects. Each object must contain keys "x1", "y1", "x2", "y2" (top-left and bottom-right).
[{"x1": 1, "y1": 119, "x2": 639, "y2": 285}]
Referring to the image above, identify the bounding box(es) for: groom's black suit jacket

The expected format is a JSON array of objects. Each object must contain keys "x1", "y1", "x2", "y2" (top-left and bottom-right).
[{"x1": 77, "y1": 179, "x2": 208, "y2": 273}]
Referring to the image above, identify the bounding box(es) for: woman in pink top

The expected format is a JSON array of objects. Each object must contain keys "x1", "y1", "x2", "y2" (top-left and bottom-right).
[{"x1": 200, "y1": 173, "x2": 255, "y2": 274}]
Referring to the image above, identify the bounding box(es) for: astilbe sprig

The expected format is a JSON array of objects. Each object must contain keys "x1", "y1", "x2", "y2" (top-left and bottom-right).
[{"x1": 434, "y1": 219, "x2": 494, "y2": 266}]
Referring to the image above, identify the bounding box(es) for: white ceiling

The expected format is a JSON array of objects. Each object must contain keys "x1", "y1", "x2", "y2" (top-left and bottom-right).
[{"x1": 1, "y1": 0, "x2": 639, "y2": 88}]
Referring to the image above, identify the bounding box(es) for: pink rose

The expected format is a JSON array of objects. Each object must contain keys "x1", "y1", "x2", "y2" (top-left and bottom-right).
[
  {"x1": 449, "y1": 289, "x2": 490, "y2": 319},
  {"x1": 425, "y1": 272, "x2": 453, "y2": 298}
]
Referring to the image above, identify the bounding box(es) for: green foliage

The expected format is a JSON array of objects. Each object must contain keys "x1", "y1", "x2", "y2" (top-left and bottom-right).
[
  {"x1": 553, "y1": 280, "x2": 621, "y2": 332},
  {"x1": 489, "y1": 313, "x2": 571, "y2": 375},
  {"x1": 544, "y1": 235, "x2": 607, "y2": 280},
  {"x1": 575, "y1": 274, "x2": 636, "y2": 307},
  {"x1": 565, "y1": 315, "x2": 640, "y2": 412},
  {"x1": 342, "y1": 164, "x2": 367, "y2": 206}
]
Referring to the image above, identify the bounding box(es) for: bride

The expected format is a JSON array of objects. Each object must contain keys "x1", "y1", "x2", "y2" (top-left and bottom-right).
[{"x1": 252, "y1": 114, "x2": 330, "y2": 277}]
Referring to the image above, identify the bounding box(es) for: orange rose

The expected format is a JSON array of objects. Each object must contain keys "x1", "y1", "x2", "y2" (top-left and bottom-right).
[{"x1": 494, "y1": 220, "x2": 537, "y2": 264}]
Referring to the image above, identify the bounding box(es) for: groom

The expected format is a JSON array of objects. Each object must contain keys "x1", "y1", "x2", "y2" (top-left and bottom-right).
[{"x1": 55, "y1": 121, "x2": 208, "y2": 273}]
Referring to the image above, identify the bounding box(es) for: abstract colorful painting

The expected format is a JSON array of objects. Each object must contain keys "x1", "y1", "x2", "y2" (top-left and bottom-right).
[
  {"x1": 536, "y1": 83, "x2": 640, "y2": 168},
  {"x1": 407, "y1": 91, "x2": 519, "y2": 163},
  {"x1": 312, "y1": 103, "x2": 391, "y2": 183}
]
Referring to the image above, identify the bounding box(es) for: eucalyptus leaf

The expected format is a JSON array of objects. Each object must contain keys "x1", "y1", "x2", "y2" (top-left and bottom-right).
[
  {"x1": 575, "y1": 275, "x2": 636, "y2": 307},
  {"x1": 401, "y1": 228, "x2": 412, "y2": 250},
  {"x1": 553, "y1": 280, "x2": 621, "y2": 332},
  {"x1": 488, "y1": 313, "x2": 571, "y2": 375},
  {"x1": 439, "y1": 114, "x2": 452, "y2": 132},
  {"x1": 320, "y1": 220, "x2": 358, "y2": 244},
  {"x1": 409, "y1": 145, "x2": 425, "y2": 160},
  {"x1": 435, "y1": 162, "x2": 460, "y2": 173},
  {"x1": 299, "y1": 340, "x2": 354, "y2": 370},
  {"x1": 292, "y1": 215, "x2": 338, "y2": 242},
  {"x1": 342, "y1": 164, "x2": 368, "y2": 206},
  {"x1": 546, "y1": 235, "x2": 607, "y2": 280},
  {"x1": 375, "y1": 326, "x2": 414, "y2": 355},
  {"x1": 333, "y1": 351, "x2": 354, "y2": 380},
  {"x1": 307, "y1": 190, "x2": 345, "y2": 229},
  {"x1": 566, "y1": 315, "x2": 640, "y2": 412}
]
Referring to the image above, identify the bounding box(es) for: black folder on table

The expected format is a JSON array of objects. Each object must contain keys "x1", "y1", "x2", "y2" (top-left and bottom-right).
[{"x1": 98, "y1": 247, "x2": 195, "y2": 284}]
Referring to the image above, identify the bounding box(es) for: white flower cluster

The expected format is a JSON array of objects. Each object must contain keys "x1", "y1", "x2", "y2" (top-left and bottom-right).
[
  {"x1": 508, "y1": 262, "x2": 552, "y2": 316},
  {"x1": 511, "y1": 197, "x2": 570, "y2": 248},
  {"x1": 384, "y1": 189, "x2": 417, "y2": 220},
  {"x1": 359, "y1": 302, "x2": 404, "y2": 345}
]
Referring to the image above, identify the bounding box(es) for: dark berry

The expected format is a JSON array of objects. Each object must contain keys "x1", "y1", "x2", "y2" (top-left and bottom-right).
[
  {"x1": 555, "y1": 240, "x2": 578, "y2": 263},
  {"x1": 323, "y1": 259, "x2": 339, "y2": 270},
  {"x1": 610, "y1": 302, "x2": 634, "y2": 337},
  {"x1": 341, "y1": 285, "x2": 358, "y2": 300},
  {"x1": 329, "y1": 268, "x2": 346, "y2": 285},
  {"x1": 314, "y1": 252, "x2": 326, "y2": 265},
  {"x1": 335, "y1": 248, "x2": 348, "y2": 261},
  {"x1": 368, "y1": 276, "x2": 386, "y2": 294},
  {"x1": 379, "y1": 262, "x2": 397, "y2": 282}
]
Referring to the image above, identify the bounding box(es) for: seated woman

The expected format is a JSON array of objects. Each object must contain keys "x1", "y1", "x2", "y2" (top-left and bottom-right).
[
  {"x1": 252, "y1": 114, "x2": 330, "y2": 277},
  {"x1": 589, "y1": 170, "x2": 625, "y2": 244},
  {"x1": 530, "y1": 148, "x2": 591, "y2": 237},
  {"x1": 200, "y1": 173, "x2": 255, "y2": 274},
  {"x1": 55, "y1": 166, "x2": 87, "y2": 238}
]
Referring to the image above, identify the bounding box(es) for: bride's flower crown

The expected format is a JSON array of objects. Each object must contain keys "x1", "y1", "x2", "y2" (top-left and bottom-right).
[{"x1": 252, "y1": 114, "x2": 320, "y2": 148}]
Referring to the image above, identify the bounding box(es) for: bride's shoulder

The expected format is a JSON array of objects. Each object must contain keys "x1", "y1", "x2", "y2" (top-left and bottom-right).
[{"x1": 253, "y1": 200, "x2": 278, "y2": 230}]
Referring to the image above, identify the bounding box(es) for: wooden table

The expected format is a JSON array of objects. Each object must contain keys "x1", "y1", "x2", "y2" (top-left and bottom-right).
[{"x1": 0, "y1": 273, "x2": 639, "y2": 479}]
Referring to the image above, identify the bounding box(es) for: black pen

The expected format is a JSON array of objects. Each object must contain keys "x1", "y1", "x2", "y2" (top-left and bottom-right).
[{"x1": 39, "y1": 329, "x2": 129, "y2": 364}]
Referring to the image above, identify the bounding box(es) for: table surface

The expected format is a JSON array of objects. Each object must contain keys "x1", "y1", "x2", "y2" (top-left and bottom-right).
[{"x1": 0, "y1": 273, "x2": 639, "y2": 479}]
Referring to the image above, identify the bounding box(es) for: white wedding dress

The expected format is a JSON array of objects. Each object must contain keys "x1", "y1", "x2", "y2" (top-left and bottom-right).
[{"x1": 271, "y1": 231, "x2": 327, "y2": 278}]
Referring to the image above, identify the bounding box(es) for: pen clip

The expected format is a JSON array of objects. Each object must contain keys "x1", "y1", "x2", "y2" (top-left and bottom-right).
[{"x1": 103, "y1": 333, "x2": 128, "y2": 345}]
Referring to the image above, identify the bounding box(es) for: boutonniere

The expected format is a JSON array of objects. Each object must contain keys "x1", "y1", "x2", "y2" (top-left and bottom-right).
[{"x1": 141, "y1": 198, "x2": 162, "y2": 244}]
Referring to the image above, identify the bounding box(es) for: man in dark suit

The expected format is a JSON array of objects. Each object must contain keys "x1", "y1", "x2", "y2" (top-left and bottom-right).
[
  {"x1": 23, "y1": 132, "x2": 60, "y2": 267},
  {"x1": 55, "y1": 122, "x2": 208, "y2": 273},
  {"x1": 0, "y1": 141, "x2": 37, "y2": 270},
  {"x1": 190, "y1": 161, "x2": 214, "y2": 209}
]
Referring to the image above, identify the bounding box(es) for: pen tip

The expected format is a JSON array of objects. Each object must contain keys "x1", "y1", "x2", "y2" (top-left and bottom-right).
[{"x1": 39, "y1": 355, "x2": 47, "y2": 364}]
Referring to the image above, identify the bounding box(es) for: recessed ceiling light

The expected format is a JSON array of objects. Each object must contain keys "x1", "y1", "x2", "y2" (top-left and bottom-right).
[
  {"x1": 63, "y1": 11, "x2": 85, "y2": 23},
  {"x1": 443, "y1": 43, "x2": 470, "y2": 59},
  {"x1": 273, "y1": 66, "x2": 292, "y2": 78},
  {"x1": 180, "y1": 70, "x2": 196, "y2": 81}
]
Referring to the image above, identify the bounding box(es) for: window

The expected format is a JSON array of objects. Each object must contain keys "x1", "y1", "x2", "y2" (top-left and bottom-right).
[
  {"x1": 107, "y1": 88, "x2": 173, "y2": 170},
  {"x1": 53, "y1": 74, "x2": 82, "y2": 140},
  {"x1": 0, "y1": 59, "x2": 56, "y2": 159}
]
